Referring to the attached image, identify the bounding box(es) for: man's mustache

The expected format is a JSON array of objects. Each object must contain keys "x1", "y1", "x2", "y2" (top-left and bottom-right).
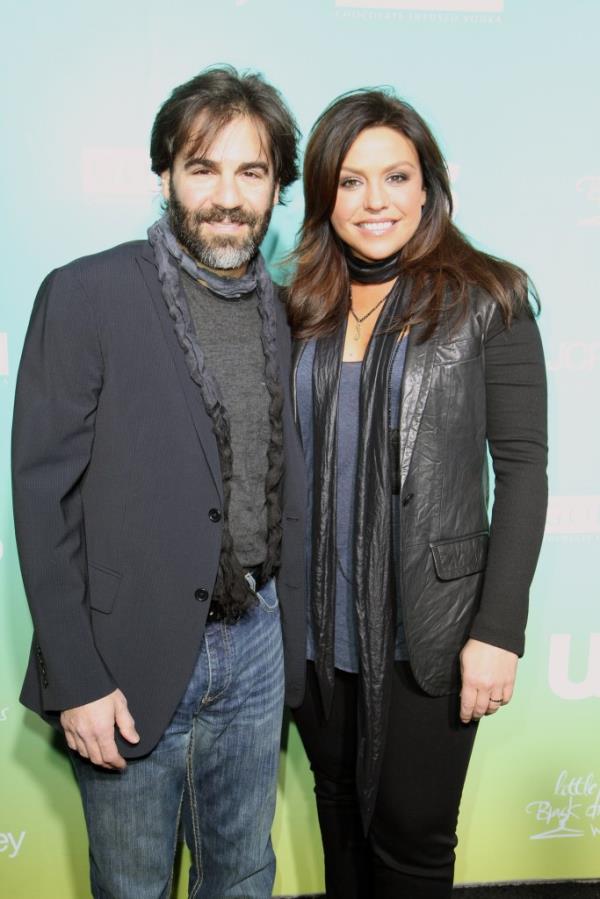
[{"x1": 191, "y1": 206, "x2": 260, "y2": 227}]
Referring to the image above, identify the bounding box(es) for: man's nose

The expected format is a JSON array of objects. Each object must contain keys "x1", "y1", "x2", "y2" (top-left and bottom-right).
[{"x1": 211, "y1": 173, "x2": 243, "y2": 210}]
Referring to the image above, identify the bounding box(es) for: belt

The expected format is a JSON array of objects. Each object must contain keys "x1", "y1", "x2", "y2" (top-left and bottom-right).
[{"x1": 206, "y1": 566, "x2": 267, "y2": 625}]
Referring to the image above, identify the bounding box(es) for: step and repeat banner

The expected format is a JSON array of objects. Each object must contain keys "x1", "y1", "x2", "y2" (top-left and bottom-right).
[{"x1": 1, "y1": 1, "x2": 599, "y2": 895}]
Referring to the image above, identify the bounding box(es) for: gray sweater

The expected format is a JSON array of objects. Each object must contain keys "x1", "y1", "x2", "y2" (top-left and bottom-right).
[{"x1": 183, "y1": 273, "x2": 270, "y2": 567}]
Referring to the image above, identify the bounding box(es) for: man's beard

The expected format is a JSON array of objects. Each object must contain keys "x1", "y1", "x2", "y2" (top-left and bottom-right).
[{"x1": 167, "y1": 187, "x2": 274, "y2": 272}]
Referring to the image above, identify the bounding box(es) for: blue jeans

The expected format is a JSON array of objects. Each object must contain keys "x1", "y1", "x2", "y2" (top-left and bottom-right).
[{"x1": 71, "y1": 579, "x2": 284, "y2": 899}]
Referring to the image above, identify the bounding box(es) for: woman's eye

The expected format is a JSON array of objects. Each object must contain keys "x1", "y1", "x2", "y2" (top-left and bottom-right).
[
  {"x1": 340, "y1": 178, "x2": 361, "y2": 189},
  {"x1": 388, "y1": 173, "x2": 408, "y2": 183}
]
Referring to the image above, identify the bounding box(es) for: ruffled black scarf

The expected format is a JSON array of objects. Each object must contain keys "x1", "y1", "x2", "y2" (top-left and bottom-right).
[
  {"x1": 311, "y1": 276, "x2": 409, "y2": 827},
  {"x1": 147, "y1": 216, "x2": 284, "y2": 618}
]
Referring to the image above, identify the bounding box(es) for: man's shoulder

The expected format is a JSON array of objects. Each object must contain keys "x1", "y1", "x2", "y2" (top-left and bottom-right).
[
  {"x1": 36, "y1": 240, "x2": 156, "y2": 320},
  {"x1": 58, "y1": 239, "x2": 152, "y2": 279}
]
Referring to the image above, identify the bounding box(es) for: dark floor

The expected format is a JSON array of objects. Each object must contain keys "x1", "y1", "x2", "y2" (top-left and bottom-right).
[
  {"x1": 276, "y1": 883, "x2": 600, "y2": 899},
  {"x1": 453, "y1": 883, "x2": 600, "y2": 898}
]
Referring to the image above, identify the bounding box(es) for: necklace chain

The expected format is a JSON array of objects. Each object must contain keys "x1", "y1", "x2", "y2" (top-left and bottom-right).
[{"x1": 349, "y1": 290, "x2": 387, "y2": 340}]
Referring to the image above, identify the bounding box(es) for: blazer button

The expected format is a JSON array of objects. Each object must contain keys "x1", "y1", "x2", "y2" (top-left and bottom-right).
[
  {"x1": 208, "y1": 508, "x2": 221, "y2": 523},
  {"x1": 402, "y1": 493, "x2": 414, "y2": 507},
  {"x1": 194, "y1": 587, "x2": 210, "y2": 602}
]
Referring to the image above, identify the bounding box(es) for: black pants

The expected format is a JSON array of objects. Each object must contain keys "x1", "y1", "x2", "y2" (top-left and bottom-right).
[{"x1": 293, "y1": 662, "x2": 478, "y2": 899}]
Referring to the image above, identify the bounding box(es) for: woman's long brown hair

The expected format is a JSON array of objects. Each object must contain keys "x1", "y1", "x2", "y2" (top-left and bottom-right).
[{"x1": 287, "y1": 89, "x2": 537, "y2": 340}]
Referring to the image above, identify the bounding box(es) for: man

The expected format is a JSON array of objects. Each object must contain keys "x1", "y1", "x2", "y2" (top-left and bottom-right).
[{"x1": 12, "y1": 66, "x2": 306, "y2": 898}]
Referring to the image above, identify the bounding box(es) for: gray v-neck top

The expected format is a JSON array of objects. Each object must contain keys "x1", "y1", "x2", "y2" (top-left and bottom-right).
[{"x1": 297, "y1": 338, "x2": 408, "y2": 672}]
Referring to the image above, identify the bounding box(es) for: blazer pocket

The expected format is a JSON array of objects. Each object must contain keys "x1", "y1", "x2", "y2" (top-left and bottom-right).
[
  {"x1": 88, "y1": 562, "x2": 122, "y2": 614},
  {"x1": 430, "y1": 531, "x2": 489, "y2": 581}
]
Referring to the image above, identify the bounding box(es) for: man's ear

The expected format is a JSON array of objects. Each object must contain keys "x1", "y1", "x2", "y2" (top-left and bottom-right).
[
  {"x1": 160, "y1": 170, "x2": 171, "y2": 202},
  {"x1": 272, "y1": 182, "x2": 280, "y2": 207}
]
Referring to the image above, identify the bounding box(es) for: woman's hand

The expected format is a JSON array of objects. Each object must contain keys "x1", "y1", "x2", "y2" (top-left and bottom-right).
[{"x1": 459, "y1": 638, "x2": 518, "y2": 724}]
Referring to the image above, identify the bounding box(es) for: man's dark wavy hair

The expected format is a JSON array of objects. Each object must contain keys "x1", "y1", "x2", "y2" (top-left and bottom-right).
[{"x1": 150, "y1": 65, "x2": 300, "y2": 201}]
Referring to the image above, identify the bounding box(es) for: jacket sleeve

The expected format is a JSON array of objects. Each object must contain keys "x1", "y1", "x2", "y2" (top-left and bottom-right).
[
  {"x1": 468, "y1": 304, "x2": 548, "y2": 655},
  {"x1": 12, "y1": 266, "x2": 117, "y2": 712}
]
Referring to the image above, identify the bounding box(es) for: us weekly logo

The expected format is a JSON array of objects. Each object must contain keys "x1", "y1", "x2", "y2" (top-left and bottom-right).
[
  {"x1": 527, "y1": 771, "x2": 600, "y2": 840},
  {"x1": 545, "y1": 496, "x2": 600, "y2": 546},
  {"x1": 546, "y1": 497, "x2": 600, "y2": 535},
  {"x1": 548, "y1": 634, "x2": 600, "y2": 701}
]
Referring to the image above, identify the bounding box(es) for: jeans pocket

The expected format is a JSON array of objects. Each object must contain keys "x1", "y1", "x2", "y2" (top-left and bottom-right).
[{"x1": 256, "y1": 578, "x2": 279, "y2": 613}]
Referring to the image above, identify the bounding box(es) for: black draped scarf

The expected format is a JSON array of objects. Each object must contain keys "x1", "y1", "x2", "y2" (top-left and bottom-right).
[{"x1": 311, "y1": 276, "x2": 409, "y2": 827}]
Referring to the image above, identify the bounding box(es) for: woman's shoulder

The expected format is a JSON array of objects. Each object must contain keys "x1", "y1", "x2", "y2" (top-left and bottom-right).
[
  {"x1": 438, "y1": 227, "x2": 537, "y2": 325},
  {"x1": 434, "y1": 284, "x2": 534, "y2": 351}
]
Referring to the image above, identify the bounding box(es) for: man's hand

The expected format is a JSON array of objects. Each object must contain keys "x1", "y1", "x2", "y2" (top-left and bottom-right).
[
  {"x1": 459, "y1": 638, "x2": 518, "y2": 724},
  {"x1": 60, "y1": 688, "x2": 140, "y2": 769}
]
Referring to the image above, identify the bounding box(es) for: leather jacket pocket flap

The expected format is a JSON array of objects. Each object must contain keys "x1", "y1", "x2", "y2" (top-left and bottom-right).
[
  {"x1": 430, "y1": 532, "x2": 489, "y2": 581},
  {"x1": 88, "y1": 563, "x2": 122, "y2": 614}
]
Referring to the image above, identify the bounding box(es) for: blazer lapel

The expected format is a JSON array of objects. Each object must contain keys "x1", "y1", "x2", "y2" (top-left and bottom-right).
[{"x1": 137, "y1": 245, "x2": 223, "y2": 501}]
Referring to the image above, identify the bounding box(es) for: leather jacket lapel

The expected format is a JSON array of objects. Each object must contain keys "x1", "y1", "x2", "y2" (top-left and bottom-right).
[
  {"x1": 399, "y1": 321, "x2": 440, "y2": 488},
  {"x1": 291, "y1": 339, "x2": 307, "y2": 424}
]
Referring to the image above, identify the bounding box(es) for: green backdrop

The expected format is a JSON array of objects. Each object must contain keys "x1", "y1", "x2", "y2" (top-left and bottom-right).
[{"x1": 2, "y1": 1, "x2": 599, "y2": 895}]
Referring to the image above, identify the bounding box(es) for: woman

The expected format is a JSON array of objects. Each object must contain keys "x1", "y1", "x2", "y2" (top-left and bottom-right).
[{"x1": 287, "y1": 90, "x2": 547, "y2": 899}]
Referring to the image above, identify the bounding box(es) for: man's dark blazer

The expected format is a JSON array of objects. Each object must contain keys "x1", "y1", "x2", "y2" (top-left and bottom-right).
[{"x1": 12, "y1": 239, "x2": 306, "y2": 757}]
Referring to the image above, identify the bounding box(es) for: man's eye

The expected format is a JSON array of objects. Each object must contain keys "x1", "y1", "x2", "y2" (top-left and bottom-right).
[{"x1": 243, "y1": 170, "x2": 263, "y2": 179}]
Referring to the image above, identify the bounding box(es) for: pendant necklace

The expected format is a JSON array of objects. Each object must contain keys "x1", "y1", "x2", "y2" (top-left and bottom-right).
[{"x1": 349, "y1": 290, "x2": 387, "y2": 340}]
